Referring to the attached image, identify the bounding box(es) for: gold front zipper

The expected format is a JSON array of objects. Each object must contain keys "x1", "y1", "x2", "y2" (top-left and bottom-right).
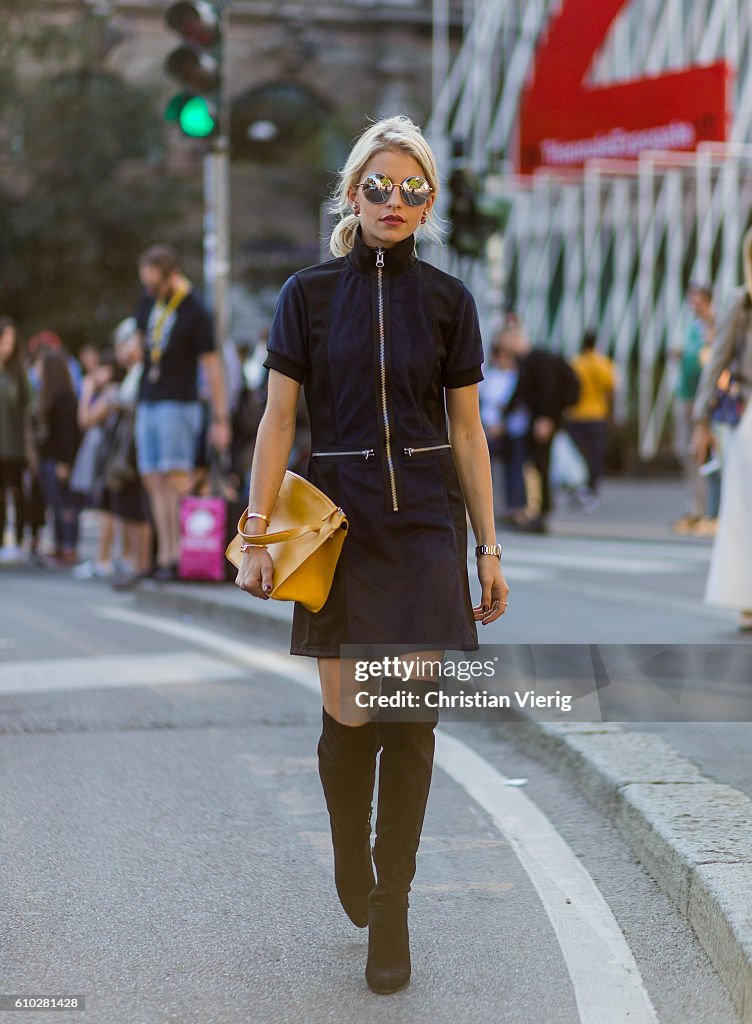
[{"x1": 376, "y1": 247, "x2": 399, "y2": 511}]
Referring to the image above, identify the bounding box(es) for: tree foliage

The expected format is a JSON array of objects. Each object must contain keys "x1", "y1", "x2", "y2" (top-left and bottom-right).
[{"x1": 0, "y1": 2, "x2": 198, "y2": 350}]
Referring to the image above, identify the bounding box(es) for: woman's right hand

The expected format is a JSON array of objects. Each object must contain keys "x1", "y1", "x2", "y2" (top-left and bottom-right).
[{"x1": 235, "y1": 547, "x2": 275, "y2": 600}]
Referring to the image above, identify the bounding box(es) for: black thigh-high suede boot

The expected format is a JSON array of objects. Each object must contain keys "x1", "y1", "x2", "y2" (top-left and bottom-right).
[
  {"x1": 365, "y1": 688, "x2": 439, "y2": 994},
  {"x1": 317, "y1": 706, "x2": 381, "y2": 928}
]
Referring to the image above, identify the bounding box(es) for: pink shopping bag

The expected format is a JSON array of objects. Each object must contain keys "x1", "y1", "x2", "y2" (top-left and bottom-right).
[{"x1": 178, "y1": 495, "x2": 228, "y2": 581}]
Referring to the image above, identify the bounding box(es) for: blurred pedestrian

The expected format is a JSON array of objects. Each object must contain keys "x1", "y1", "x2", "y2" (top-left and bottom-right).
[
  {"x1": 235, "y1": 115, "x2": 508, "y2": 994},
  {"x1": 107, "y1": 319, "x2": 153, "y2": 587},
  {"x1": 479, "y1": 331, "x2": 529, "y2": 523},
  {"x1": 671, "y1": 283, "x2": 715, "y2": 533},
  {"x1": 692, "y1": 229, "x2": 752, "y2": 630},
  {"x1": 502, "y1": 323, "x2": 578, "y2": 532},
  {"x1": 71, "y1": 349, "x2": 122, "y2": 579},
  {"x1": 564, "y1": 330, "x2": 617, "y2": 509},
  {"x1": 33, "y1": 349, "x2": 82, "y2": 566},
  {"x1": 27, "y1": 331, "x2": 83, "y2": 397},
  {"x1": 78, "y1": 343, "x2": 101, "y2": 377},
  {"x1": 133, "y1": 244, "x2": 230, "y2": 581},
  {"x1": 0, "y1": 317, "x2": 34, "y2": 562}
]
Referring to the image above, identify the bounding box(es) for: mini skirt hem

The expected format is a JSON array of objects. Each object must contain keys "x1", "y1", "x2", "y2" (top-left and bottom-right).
[{"x1": 289, "y1": 639, "x2": 481, "y2": 659}]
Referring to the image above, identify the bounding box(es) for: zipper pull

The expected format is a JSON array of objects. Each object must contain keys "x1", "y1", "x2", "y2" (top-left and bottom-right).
[
  {"x1": 375, "y1": 248, "x2": 385, "y2": 268},
  {"x1": 405, "y1": 447, "x2": 414, "y2": 456},
  {"x1": 362, "y1": 449, "x2": 372, "y2": 460}
]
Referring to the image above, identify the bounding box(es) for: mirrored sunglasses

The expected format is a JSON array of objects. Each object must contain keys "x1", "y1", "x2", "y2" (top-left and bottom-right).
[{"x1": 356, "y1": 173, "x2": 434, "y2": 207}]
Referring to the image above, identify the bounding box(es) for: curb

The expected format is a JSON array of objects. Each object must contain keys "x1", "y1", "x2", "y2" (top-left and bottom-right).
[
  {"x1": 131, "y1": 582, "x2": 752, "y2": 1021},
  {"x1": 508, "y1": 720, "x2": 752, "y2": 1022}
]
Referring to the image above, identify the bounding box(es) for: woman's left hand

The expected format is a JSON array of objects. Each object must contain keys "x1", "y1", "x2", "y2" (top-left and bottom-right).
[{"x1": 473, "y1": 556, "x2": 510, "y2": 625}]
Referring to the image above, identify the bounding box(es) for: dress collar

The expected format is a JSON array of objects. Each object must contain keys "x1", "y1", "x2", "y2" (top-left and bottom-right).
[{"x1": 347, "y1": 224, "x2": 417, "y2": 276}]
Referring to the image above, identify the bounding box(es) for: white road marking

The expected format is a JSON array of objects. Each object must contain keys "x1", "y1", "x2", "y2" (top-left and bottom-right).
[
  {"x1": 435, "y1": 730, "x2": 658, "y2": 1023},
  {"x1": 504, "y1": 537, "x2": 713, "y2": 562},
  {"x1": 476, "y1": 565, "x2": 553, "y2": 581},
  {"x1": 96, "y1": 605, "x2": 660, "y2": 1023},
  {"x1": 97, "y1": 606, "x2": 320, "y2": 687},
  {"x1": 500, "y1": 549, "x2": 690, "y2": 574},
  {"x1": 464, "y1": 538, "x2": 709, "y2": 581},
  {"x1": 0, "y1": 651, "x2": 246, "y2": 695}
]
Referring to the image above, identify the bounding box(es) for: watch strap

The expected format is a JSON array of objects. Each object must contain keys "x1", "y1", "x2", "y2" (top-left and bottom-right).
[{"x1": 475, "y1": 543, "x2": 502, "y2": 558}]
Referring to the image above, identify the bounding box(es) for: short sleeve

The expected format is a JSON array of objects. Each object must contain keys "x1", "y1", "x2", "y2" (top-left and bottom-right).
[
  {"x1": 442, "y1": 286, "x2": 485, "y2": 388},
  {"x1": 262, "y1": 274, "x2": 309, "y2": 384}
]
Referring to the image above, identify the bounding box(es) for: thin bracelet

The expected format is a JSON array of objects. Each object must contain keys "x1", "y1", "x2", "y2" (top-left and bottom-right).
[
  {"x1": 240, "y1": 542, "x2": 268, "y2": 552},
  {"x1": 245, "y1": 510, "x2": 270, "y2": 523}
]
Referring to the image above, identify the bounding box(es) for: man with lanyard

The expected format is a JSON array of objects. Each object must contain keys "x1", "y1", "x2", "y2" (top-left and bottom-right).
[{"x1": 134, "y1": 244, "x2": 231, "y2": 581}]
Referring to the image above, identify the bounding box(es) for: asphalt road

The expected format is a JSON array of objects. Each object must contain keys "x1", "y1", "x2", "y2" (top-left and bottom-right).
[
  {"x1": 0, "y1": 568, "x2": 744, "y2": 1024},
  {"x1": 466, "y1": 532, "x2": 752, "y2": 802}
]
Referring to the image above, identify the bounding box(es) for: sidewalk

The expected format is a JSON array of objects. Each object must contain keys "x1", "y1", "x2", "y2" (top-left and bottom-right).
[{"x1": 548, "y1": 476, "x2": 713, "y2": 543}]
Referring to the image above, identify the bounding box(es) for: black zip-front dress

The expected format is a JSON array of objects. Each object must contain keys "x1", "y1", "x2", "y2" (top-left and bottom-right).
[{"x1": 262, "y1": 227, "x2": 486, "y2": 658}]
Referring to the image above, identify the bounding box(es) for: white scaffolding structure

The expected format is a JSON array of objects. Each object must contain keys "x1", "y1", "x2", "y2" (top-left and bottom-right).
[{"x1": 428, "y1": 0, "x2": 752, "y2": 457}]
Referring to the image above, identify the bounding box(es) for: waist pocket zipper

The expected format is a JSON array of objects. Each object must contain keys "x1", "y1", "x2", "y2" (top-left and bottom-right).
[
  {"x1": 403, "y1": 444, "x2": 452, "y2": 456},
  {"x1": 311, "y1": 449, "x2": 376, "y2": 459}
]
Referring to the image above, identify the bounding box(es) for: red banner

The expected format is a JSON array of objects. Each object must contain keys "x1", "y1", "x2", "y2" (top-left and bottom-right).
[{"x1": 518, "y1": 0, "x2": 731, "y2": 174}]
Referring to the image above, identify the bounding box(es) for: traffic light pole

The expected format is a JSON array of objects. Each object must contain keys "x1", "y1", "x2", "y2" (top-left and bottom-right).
[
  {"x1": 203, "y1": 1, "x2": 231, "y2": 359},
  {"x1": 203, "y1": 144, "x2": 230, "y2": 354}
]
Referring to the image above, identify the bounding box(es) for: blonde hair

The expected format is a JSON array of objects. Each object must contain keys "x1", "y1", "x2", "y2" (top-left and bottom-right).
[{"x1": 328, "y1": 115, "x2": 443, "y2": 257}]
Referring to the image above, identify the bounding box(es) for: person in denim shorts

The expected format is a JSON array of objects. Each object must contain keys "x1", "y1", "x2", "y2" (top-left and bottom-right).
[{"x1": 134, "y1": 245, "x2": 230, "y2": 581}]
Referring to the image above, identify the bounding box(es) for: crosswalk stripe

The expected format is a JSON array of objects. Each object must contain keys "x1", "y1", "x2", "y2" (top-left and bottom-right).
[
  {"x1": 0, "y1": 651, "x2": 246, "y2": 696},
  {"x1": 499, "y1": 550, "x2": 690, "y2": 574},
  {"x1": 465, "y1": 539, "x2": 709, "y2": 576}
]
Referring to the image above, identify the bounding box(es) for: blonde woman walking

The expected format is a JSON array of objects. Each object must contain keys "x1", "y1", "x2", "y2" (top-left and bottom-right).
[{"x1": 236, "y1": 116, "x2": 508, "y2": 993}]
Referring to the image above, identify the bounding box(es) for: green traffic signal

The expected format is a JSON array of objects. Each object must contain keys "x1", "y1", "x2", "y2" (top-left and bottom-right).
[
  {"x1": 179, "y1": 95, "x2": 216, "y2": 137},
  {"x1": 164, "y1": 92, "x2": 217, "y2": 138}
]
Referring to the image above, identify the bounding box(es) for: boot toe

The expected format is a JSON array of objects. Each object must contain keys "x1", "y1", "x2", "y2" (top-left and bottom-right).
[
  {"x1": 365, "y1": 899, "x2": 411, "y2": 993},
  {"x1": 365, "y1": 964, "x2": 411, "y2": 994}
]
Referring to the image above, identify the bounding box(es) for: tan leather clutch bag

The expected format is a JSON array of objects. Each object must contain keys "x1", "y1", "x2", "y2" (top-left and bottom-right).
[{"x1": 226, "y1": 470, "x2": 348, "y2": 613}]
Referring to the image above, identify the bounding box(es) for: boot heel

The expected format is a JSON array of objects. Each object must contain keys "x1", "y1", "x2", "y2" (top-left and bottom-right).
[{"x1": 365, "y1": 897, "x2": 411, "y2": 994}]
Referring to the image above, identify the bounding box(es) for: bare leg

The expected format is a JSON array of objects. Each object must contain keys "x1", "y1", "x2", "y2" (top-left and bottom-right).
[
  {"x1": 135, "y1": 521, "x2": 153, "y2": 574},
  {"x1": 164, "y1": 470, "x2": 193, "y2": 566},
  {"x1": 97, "y1": 512, "x2": 115, "y2": 567},
  {"x1": 141, "y1": 473, "x2": 171, "y2": 567},
  {"x1": 318, "y1": 656, "x2": 377, "y2": 727}
]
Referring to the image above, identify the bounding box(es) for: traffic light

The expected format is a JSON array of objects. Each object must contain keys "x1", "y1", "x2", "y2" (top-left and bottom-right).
[
  {"x1": 448, "y1": 168, "x2": 495, "y2": 259},
  {"x1": 164, "y1": 1, "x2": 222, "y2": 140}
]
